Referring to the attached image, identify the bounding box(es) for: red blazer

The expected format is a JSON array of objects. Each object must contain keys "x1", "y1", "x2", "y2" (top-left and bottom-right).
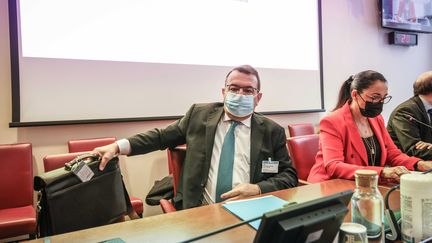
[{"x1": 307, "y1": 102, "x2": 420, "y2": 183}]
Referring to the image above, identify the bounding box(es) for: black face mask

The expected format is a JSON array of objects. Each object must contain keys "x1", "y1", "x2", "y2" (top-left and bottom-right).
[{"x1": 359, "y1": 101, "x2": 383, "y2": 117}]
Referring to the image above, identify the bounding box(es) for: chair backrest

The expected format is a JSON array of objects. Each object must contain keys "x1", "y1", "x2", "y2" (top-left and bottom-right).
[
  {"x1": 286, "y1": 134, "x2": 319, "y2": 181},
  {"x1": 167, "y1": 145, "x2": 186, "y2": 194},
  {"x1": 287, "y1": 123, "x2": 315, "y2": 137},
  {"x1": 0, "y1": 143, "x2": 33, "y2": 209},
  {"x1": 43, "y1": 152, "x2": 86, "y2": 172},
  {"x1": 68, "y1": 137, "x2": 116, "y2": 153}
]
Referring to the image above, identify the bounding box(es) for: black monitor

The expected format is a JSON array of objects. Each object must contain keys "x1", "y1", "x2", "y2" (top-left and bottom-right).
[
  {"x1": 254, "y1": 190, "x2": 353, "y2": 243},
  {"x1": 380, "y1": 0, "x2": 432, "y2": 33}
]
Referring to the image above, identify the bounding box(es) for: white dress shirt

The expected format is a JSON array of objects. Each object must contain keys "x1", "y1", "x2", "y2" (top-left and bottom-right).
[{"x1": 203, "y1": 113, "x2": 251, "y2": 204}]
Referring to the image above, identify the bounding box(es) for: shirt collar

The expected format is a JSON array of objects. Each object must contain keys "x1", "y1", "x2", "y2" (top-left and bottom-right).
[
  {"x1": 419, "y1": 95, "x2": 432, "y2": 111},
  {"x1": 223, "y1": 113, "x2": 252, "y2": 128}
]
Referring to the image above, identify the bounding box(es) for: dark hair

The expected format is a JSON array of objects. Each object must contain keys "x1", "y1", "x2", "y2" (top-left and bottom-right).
[
  {"x1": 225, "y1": 65, "x2": 261, "y2": 91},
  {"x1": 333, "y1": 70, "x2": 387, "y2": 111},
  {"x1": 413, "y1": 71, "x2": 432, "y2": 96}
]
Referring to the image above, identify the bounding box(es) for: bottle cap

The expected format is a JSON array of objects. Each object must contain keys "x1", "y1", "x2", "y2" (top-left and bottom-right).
[
  {"x1": 355, "y1": 169, "x2": 378, "y2": 187},
  {"x1": 355, "y1": 169, "x2": 377, "y2": 176}
]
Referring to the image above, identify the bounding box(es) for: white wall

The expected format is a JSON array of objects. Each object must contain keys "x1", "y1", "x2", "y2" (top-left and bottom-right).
[
  {"x1": 322, "y1": 0, "x2": 432, "y2": 119},
  {"x1": 1, "y1": 0, "x2": 431, "y2": 217}
]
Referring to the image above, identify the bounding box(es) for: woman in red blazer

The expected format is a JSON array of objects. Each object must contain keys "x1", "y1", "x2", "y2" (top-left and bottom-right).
[{"x1": 308, "y1": 70, "x2": 432, "y2": 183}]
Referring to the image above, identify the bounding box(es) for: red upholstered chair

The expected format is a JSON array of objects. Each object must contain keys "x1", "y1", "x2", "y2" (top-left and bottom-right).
[
  {"x1": 67, "y1": 137, "x2": 144, "y2": 218},
  {"x1": 287, "y1": 123, "x2": 315, "y2": 137},
  {"x1": 167, "y1": 145, "x2": 186, "y2": 194},
  {"x1": 0, "y1": 143, "x2": 36, "y2": 240},
  {"x1": 160, "y1": 145, "x2": 186, "y2": 213},
  {"x1": 286, "y1": 134, "x2": 319, "y2": 185}
]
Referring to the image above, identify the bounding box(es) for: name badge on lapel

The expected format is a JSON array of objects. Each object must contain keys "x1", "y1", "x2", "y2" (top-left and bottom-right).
[{"x1": 262, "y1": 157, "x2": 279, "y2": 173}]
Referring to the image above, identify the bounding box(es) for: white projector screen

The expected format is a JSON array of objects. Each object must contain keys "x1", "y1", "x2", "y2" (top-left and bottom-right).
[{"x1": 9, "y1": 0, "x2": 323, "y2": 126}]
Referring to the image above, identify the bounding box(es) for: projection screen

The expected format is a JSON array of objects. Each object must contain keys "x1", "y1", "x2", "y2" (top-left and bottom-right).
[{"x1": 8, "y1": 0, "x2": 323, "y2": 126}]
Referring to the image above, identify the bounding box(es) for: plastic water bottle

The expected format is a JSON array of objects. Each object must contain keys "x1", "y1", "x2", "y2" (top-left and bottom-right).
[{"x1": 351, "y1": 170, "x2": 384, "y2": 242}]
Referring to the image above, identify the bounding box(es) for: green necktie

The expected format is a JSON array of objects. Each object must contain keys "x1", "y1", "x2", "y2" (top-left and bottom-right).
[
  {"x1": 428, "y1": 109, "x2": 432, "y2": 125},
  {"x1": 215, "y1": 121, "x2": 240, "y2": 203}
]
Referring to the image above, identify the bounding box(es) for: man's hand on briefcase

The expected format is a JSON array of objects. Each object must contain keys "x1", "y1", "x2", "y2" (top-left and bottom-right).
[{"x1": 93, "y1": 143, "x2": 120, "y2": 171}]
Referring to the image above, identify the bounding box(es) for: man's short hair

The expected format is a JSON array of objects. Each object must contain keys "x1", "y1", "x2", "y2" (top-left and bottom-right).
[
  {"x1": 414, "y1": 71, "x2": 432, "y2": 96},
  {"x1": 225, "y1": 65, "x2": 261, "y2": 91}
]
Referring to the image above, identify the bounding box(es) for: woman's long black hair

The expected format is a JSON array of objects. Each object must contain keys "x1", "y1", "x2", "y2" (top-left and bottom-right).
[{"x1": 333, "y1": 70, "x2": 387, "y2": 111}]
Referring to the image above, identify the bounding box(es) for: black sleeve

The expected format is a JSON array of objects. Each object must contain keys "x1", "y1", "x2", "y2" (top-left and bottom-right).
[{"x1": 127, "y1": 104, "x2": 195, "y2": 155}]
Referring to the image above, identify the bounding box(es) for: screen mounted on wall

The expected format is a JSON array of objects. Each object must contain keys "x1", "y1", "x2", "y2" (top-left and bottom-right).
[{"x1": 381, "y1": 0, "x2": 432, "y2": 33}]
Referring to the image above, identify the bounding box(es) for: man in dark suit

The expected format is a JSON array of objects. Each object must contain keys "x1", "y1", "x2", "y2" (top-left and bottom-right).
[
  {"x1": 94, "y1": 65, "x2": 298, "y2": 210},
  {"x1": 387, "y1": 71, "x2": 432, "y2": 160}
]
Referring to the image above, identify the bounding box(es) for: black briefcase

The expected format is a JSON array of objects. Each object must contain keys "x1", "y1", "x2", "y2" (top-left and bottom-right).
[{"x1": 34, "y1": 154, "x2": 130, "y2": 237}]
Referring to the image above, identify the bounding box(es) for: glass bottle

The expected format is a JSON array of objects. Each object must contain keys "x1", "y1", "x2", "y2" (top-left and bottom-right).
[{"x1": 351, "y1": 170, "x2": 384, "y2": 242}]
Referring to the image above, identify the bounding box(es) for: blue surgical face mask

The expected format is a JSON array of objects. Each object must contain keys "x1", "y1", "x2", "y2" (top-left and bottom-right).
[{"x1": 224, "y1": 92, "x2": 255, "y2": 117}]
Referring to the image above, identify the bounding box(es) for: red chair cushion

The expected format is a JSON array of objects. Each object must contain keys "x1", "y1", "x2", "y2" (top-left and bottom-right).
[
  {"x1": 0, "y1": 205, "x2": 36, "y2": 239},
  {"x1": 288, "y1": 123, "x2": 315, "y2": 137},
  {"x1": 287, "y1": 134, "x2": 319, "y2": 181},
  {"x1": 130, "y1": 196, "x2": 143, "y2": 216},
  {"x1": 0, "y1": 143, "x2": 33, "y2": 210},
  {"x1": 159, "y1": 199, "x2": 176, "y2": 214},
  {"x1": 167, "y1": 145, "x2": 186, "y2": 194},
  {"x1": 68, "y1": 137, "x2": 116, "y2": 153},
  {"x1": 43, "y1": 152, "x2": 86, "y2": 172}
]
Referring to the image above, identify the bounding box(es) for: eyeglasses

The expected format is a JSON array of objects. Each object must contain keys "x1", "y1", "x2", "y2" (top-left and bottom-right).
[
  {"x1": 226, "y1": 84, "x2": 259, "y2": 95},
  {"x1": 359, "y1": 93, "x2": 392, "y2": 104}
]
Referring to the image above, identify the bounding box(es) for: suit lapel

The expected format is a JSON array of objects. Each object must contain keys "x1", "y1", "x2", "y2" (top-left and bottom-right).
[
  {"x1": 413, "y1": 96, "x2": 429, "y2": 122},
  {"x1": 343, "y1": 103, "x2": 368, "y2": 165},
  {"x1": 205, "y1": 106, "x2": 224, "y2": 164},
  {"x1": 250, "y1": 114, "x2": 265, "y2": 180}
]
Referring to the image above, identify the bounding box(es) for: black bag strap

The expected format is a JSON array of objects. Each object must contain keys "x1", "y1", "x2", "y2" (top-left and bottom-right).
[{"x1": 36, "y1": 190, "x2": 52, "y2": 237}]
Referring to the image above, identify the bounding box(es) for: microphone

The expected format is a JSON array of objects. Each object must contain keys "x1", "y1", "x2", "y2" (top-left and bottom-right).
[
  {"x1": 179, "y1": 215, "x2": 261, "y2": 242},
  {"x1": 401, "y1": 112, "x2": 432, "y2": 129},
  {"x1": 180, "y1": 201, "x2": 298, "y2": 243}
]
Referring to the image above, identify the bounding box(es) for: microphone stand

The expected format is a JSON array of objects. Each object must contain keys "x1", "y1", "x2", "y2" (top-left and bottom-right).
[{"x1": 400, "y1": 112, "x2": 432, "y2": 129}]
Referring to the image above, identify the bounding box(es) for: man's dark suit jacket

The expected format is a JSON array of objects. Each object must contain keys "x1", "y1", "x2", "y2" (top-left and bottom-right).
[
  {"x1": 387, "y1": 96, "x2": 432, "y2": 160},
  {"x1": 127, "y1": 103, "x2": 298, "y2": 209}
]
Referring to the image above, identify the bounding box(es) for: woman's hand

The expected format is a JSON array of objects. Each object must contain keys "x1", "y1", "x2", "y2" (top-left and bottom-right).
[
  {"x1": 416, "y1": 160, "x2": 432, "y2": 172},
  {"x1": 381, "y1": 166, "x2": 410, "y2": 182}
]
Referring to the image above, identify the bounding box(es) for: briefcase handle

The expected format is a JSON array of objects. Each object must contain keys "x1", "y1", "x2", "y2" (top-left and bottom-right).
[{"x1": 65, "y1": 153, "x2": 100, "y2": 171}]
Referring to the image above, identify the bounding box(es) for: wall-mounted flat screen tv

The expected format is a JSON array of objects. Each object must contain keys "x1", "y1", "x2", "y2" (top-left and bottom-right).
[{"x1": 381, "y1": 0, "x2": 432, "y2": 33}]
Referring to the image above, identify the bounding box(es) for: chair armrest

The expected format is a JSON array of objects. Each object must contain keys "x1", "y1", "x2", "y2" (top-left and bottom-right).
[
  {"x1": 160, "y1": 199, "x2": 176, "y2": 214},
  {"x1": 298, "y1": 179, "x2": 312, "y2": 186}
]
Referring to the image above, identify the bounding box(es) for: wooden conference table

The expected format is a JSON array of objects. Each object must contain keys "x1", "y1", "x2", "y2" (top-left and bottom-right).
[{"x1": 30, "y1": 179, "x2": 399, "y2": 243}]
